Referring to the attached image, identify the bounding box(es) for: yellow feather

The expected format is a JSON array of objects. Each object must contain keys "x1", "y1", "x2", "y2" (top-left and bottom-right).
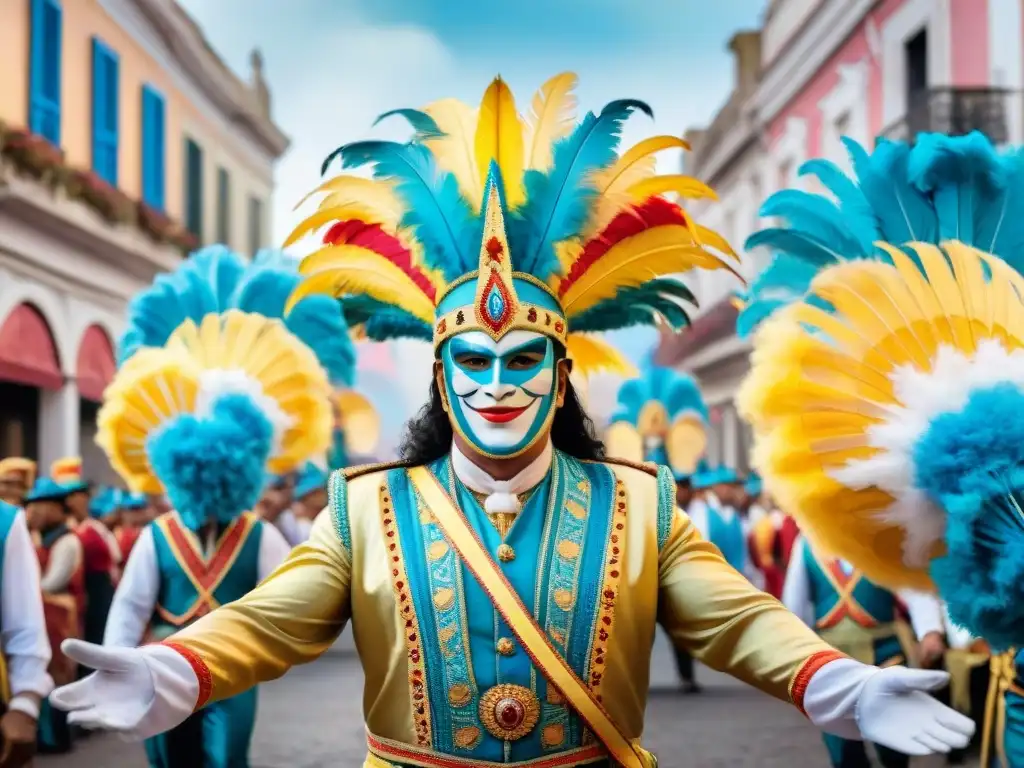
[
  {"x1": 560, "y1": 225, "x2": 739, "y2": 316},
  {"x1": 288, "y1": 244, "x2": 436, "y2": 322},
  {"x1": 604, "y1": 421, "x2": 644, "y2": 464},
  {"x1": 566, "y1": 333, "x2": 637, "y2": 378},
  {"x1": 291, "y1": 175, "x2": 402, "y2": 216},
  {"x1": 423, "y1": 98, "x2": 482, "y2": 205},
  {"x1": 334, "y1": 389, "x2": 380, "y2": 456},
  {"x1": 474, "y1": 77, "x2": 526, "y2": 209},
  {"x1": 692, "y1": 223, "x2": 738, "y2": 257},
  {"x1": 585, "y1": 136, "x2": 691, "y2": 237},
  {"x1": 626, "y1": 175, "x2": 717, "y2": 202},
  {"x1": 283, "y1": 202, "x2": 401, "y2": 250},
  {"x1": 523, "y1": 72, "x2": 579, "y2": 172}
]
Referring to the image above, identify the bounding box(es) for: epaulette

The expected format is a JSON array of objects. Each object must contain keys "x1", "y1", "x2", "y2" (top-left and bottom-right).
[
  {"x1": 598, "y1": 456, "x2": 660, "y2": 477},
  {"x1": 341, "y1": 459, "x2": 416, "y2": 482}
]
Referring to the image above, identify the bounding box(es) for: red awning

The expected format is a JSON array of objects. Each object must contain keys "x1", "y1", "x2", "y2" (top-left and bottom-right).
[
  {"x1": 76, "y1": 325, "x2": 116, "y2": 402},
  {"x1": 654, "y1": 296, "x2": 739, "y2": 366},
  {"x1": 0, "y1": 303, "x2": 63, "y2": 390}
]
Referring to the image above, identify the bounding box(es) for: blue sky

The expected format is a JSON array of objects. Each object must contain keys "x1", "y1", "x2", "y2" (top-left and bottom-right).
[{"x1": 177, "y1": 0, "x2": 763, "y2": 445}]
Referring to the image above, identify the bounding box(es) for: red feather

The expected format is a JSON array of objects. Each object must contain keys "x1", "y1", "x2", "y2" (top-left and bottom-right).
[
  {"x1": 322, "y1": 219, "x2": 437, "y2": 302},
  {"x1": 558, "y1": 198, "x2": 688, "y2": 298}
]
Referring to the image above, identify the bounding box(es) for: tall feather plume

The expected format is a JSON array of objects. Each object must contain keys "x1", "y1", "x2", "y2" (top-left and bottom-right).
[
  {"x1": 569, "y1": 278, "x2": 694, "y2": 333},
  {"x1": 335, "y1": 140, "x2": 479, "y2": 281},
  {"x1": 475, "y1": 77, "x2": 526, "y2": 209},
  {"x1": 523, "y1": 72, "x2": 579, "y2": 173},
  {"x1": 515, "y1": 98, "x2": 653, "y2": 279},
  {"x1": 423, "y1": 98, "x2": 482, "y2": 206},
  {"x1": 586, "y1": 135, "x2": 691, "y2": 238}
]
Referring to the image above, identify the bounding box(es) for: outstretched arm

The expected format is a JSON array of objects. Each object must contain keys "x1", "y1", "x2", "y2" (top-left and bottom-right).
[{"x1": 658, "y1": 509, "x2": 974, "y2": 754}]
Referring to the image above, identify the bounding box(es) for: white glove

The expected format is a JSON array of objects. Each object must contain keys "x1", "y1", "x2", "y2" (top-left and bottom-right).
[
  {"x1": 855, "y1": 667, "x2": 974, "y2": 755},
  {"x1": 48, "y1": 640, "x2": 199, "y2": 741}
]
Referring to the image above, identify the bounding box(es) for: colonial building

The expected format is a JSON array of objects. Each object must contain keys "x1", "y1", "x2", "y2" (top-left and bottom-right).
[
  {"x1": 657, "y1": 0, "x2": 1022, "y2": 471},
  {"x1": 0, "y1": 0, "x2": 288, "y2": 480}
]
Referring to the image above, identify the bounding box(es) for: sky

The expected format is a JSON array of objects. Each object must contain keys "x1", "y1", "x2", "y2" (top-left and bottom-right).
[{"x1": 178, "y1": 0, "x2": 765, "y2": 455}]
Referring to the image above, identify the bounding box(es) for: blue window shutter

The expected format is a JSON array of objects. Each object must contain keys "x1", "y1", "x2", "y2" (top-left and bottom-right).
[
  {"x1": 29, "y1": 0, "x2": 62, "y2": 145},
  {"x1": 141, "y1": 85, "x2": 166, "y2": 210},
  {"x1": 91, "y1": 38, "x2": 119, "y2": 185}
]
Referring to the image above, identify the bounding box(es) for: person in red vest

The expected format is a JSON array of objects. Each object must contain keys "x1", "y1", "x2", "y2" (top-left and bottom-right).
[
  {"x1": 24, "y1": 477, "x2": 84, "y2": 755},
  {"x1": 50, "y1": 459, "x2": 121, "y2": 650},
  {"x1": 113, "y1": 491, "x2": 149, "y2": 562}
]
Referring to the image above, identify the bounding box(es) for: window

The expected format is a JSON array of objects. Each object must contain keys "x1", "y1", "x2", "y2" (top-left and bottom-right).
[
  {"x1": 905, "y1": 29, "x2": 929, "y2": 108},
  {"x1": 248, "y1": 196, "x2": 263, "y2": 254},
  {"x1": 91, "y1": 37, "x2": 119, "y2": 185},
  {"x1": 216, "y1": 168, "x2": 231, "y2": 244},
  {"x1": 29, "y1": 0, "x2": 62, "y2": 145},
  {"x1": 141, "y1": 85, "x2": 166, "y2": 210},
  {"x1": 184, "y1": 138, "x2": 204, "y2": 241}
]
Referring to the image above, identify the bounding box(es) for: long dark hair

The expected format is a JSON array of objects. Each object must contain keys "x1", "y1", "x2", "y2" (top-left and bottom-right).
[{"x1": 398, "y1": 376, "x2": 605, "y2": 466}]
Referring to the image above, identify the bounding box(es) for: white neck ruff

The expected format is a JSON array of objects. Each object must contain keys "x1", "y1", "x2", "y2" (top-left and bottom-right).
[{"x1": 450, "y1": 440, "x2": 554, "y2": 516}]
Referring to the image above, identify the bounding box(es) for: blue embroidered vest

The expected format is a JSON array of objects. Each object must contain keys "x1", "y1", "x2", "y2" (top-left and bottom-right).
[
  {"x1": 148, "y1": 512, "x2": 262, "y2": 640},
  {"x1": 708, "y1": 507, "x2": 745, "y2": 573},
  {"x1": 802, "y1": 540, "x2": 896, "y2": 629}
]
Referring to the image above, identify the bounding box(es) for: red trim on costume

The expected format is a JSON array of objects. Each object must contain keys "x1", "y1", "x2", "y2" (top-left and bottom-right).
[
  {"x1": 367, "y1": 733, "x2": 607, "y2": 767},
  {"x1": 163, "y1": 514, "x2": 254, "y2": 592},
  {"x1": 163, "y1": 641, "x2": 214, "y2": 711},
  {"x1": 791, "y1": 649, "x2": 847, "y2": 717}
]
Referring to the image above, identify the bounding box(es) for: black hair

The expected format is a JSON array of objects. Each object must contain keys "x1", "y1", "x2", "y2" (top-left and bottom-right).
[{"x1": 398, "y1": 375, "x2": 605, "y2": 467}]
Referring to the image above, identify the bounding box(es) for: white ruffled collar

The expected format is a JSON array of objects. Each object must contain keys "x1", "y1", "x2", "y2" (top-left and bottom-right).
[{"x1": 450, "y1": 440, "x2": 553, "y2": 516}]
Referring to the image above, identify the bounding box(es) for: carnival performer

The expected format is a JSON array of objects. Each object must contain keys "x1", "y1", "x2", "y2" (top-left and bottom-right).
[
  {"x1": 52, "y1": 73, "x2": 973, "y2": 768},
  {"x1": 735, "y1": 130, "x2": 1024, "y2": 766},
  {"x1": 114, "y1": 491, "x2": 150, "y2": 561},
  {"x1": 0, "y1": 459, "x2": 35, "y2": 508},
  {"x1": 51, "y1": 458, "x2": 121, "y2": 650},
  {"x1": 85, "y1": 245, "x2": 337, "y2": 768},
  {"x1": 89, "y1": 487, "x2": 121, "y2": 532},
  {"x1": 24, "y1": 478, "x2": 83, "y2": 755},
  {"x1": 0, "y1": 498, "x2": 54, "y2": 768},
  {"x1": 606, "y1": 365, "x2": 711, "y2": 694}
]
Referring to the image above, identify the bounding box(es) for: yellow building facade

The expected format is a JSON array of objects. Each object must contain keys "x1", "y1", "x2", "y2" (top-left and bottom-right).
[{"x1": 0, "y1": 0, "x2": 288, "y2": 479}]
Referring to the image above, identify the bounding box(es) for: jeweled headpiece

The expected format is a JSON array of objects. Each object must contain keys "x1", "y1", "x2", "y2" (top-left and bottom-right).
[{"x1": 284, "y1": 73, "x2": 739, "y2": 375}]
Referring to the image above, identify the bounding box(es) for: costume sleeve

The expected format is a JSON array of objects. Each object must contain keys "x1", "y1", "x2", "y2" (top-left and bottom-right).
[
  {"x1": 40, "y1": 535, "x2": 82, "y2": 594},
  {"x1": 257, "y1": 521, "x2": 292, "y2": 579},
  {"x1": 1, "y1": 513, "x2": 53, "y2": 702},
  {"x1": 899, "y1": 590, "x2": 945, "y2": 639},
  {"x1": 658, "y1": 509, "x2": 844, "y2": 710},
  {"x1": 781, "y1": 536, "x2": 814, "y2": 627},
  {"x1": 161, "y1": 507, "x2": 350, "y2": 706},
  {"x1": 104, "y1": 527, "x2": 160, "y2": 647}
]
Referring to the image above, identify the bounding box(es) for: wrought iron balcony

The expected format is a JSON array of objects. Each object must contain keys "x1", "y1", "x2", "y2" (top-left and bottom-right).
[{"x1": 880, "y1": 87, "x2": 1012, "y2": 144}]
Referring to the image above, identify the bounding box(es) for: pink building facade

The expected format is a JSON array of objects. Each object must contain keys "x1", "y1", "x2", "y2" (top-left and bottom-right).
[{"x1": 657, "y1": 0, "x2": 1023, "y2": 470}]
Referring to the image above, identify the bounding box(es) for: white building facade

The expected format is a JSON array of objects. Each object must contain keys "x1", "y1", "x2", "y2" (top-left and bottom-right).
[{"x1": 656, "y1": 0, "x2": 1024, "y2": 471}]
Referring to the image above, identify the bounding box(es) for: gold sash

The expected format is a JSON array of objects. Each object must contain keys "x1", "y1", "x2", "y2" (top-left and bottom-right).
[{"x1": 408, "y1": 466, "x2": 655, "y2": 768}]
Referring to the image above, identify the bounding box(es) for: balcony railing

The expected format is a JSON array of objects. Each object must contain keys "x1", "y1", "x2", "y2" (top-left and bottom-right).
[{"x1": 880, "y1": 87, "x2": 1013, "y2": 144}]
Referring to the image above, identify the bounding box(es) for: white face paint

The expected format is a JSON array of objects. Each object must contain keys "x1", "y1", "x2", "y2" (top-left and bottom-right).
[{"x1": 440, "y1": 330, "x2": 558, "y2": 456}]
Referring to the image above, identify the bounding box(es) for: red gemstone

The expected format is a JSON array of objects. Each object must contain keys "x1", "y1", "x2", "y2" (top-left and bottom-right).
[
  {"x1": 486, "y1": 236, "x2": 504, "y2": 260},
  {"x1": 554, "y1": 321, "x2": 564, "y2": 334},
  {"x1": 495, "y1": 698, "x2": 525, "y2": 729}
]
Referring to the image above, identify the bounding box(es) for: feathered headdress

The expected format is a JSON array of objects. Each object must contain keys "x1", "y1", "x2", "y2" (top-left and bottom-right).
[
  {"x1": 605, "y1": 365, "x2": 709, "y2": 478},
  {"x1": 99, "y1": 250, "x2": 334, "y2": 531},
  {"x1": 284, "y1": 73, "x2": 738, "y2": 377},
  {"x1": 737, "y1": 131, "x2": 1024, "y2": 649}
]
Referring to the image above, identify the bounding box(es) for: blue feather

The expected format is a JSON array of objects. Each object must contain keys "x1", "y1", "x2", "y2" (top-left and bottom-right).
[
  {"x1": 372, "y1": 109, "x2": 445, "y2": 139},
  {"x1": 569, "y1": 279, "x2": 694, "y2": 332},
  {"x1": 913, "y1": 383, "x2": 1024, "y2": 650},
  {"x1": 338, "y1": 140, "x2": 478, "y2": 280},
  {"x1": 760, "y1": 190, "x2": 865, "y2": 256},
  {"x1": 744, "y1": 228, "x2": 845, "y2": 266},
  {"x1": 147, "y1": 394, "x2": 272, "y2": 530},
  {"x1": 515, "y1": 99, "x2": 649, "y2": 279},
  {"x1": 849, "y1": 138, "x2": 939, "y2": 243},
  {"x1": 798, "y1": 158, "x2": 878, "y2": 252}
]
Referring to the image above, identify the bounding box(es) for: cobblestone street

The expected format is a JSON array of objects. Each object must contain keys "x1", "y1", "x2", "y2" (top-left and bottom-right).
[{"x1": 37, "y1": 634, "x2": 975, "y2": 767}]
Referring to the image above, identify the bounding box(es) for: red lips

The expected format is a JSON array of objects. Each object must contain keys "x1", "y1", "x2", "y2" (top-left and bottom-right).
[{"x1": 473, "y1": 406, "x2": 528, "y2": 424}]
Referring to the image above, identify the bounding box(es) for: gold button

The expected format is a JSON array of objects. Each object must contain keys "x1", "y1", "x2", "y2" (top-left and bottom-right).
[
  {"x1": 497, "y1": 637, "x2": 515, "y2": 656},
  {"x1": 497, "y1": 543, "x2": 515, "y2": 562}
]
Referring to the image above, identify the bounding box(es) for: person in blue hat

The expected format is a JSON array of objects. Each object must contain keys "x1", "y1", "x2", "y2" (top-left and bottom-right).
[
  {"x1": 113, "y1": 492, "x2": 149, "y2": 561},
  {"x1": 0, "y1": 494, "x2": 55, "y2": 767},
  {"x1": 688, "y1": 467, "x2": 749, "y2": 578},
  {"x1": 24, "y1": 478, "x2": 84, "y2": 755},
  {"x1": 255, "y1": 472, "x2": 302, "y2": 547},
  {"x1": 289, "y1": 463, "x2": 328, "y2": 544}
]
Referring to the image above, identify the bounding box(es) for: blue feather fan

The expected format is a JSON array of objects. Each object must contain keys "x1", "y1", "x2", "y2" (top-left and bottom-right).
[
  {"x1": 119, "y1": 247, "x2": 357, "y2": 387},
  {"x1": 612, "y1": 365, "x2": 707, "y2": 427}
]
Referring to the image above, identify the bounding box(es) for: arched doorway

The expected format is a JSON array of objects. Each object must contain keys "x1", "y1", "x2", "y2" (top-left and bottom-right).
[
  {"x1": 0, "y1": 303, "x2": 62, "y2": 460},
  {"x1": 76, "y1": 325, "x2": 117, "y2": 483}
]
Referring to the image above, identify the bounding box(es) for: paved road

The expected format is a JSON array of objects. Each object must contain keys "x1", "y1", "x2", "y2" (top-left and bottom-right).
[{"x1": 37, "y1": 633, "x2": 974, "y2": 767}]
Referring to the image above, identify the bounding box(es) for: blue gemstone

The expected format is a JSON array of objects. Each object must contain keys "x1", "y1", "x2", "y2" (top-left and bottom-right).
[{"x1": 486, "y1": 284, "x2": 506, "y2": 320}]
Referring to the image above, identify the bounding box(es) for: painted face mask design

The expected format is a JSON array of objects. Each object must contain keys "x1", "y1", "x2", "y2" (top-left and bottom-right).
[{"x1": 441, "y1": 330, "x2": 558, "y2": 458}]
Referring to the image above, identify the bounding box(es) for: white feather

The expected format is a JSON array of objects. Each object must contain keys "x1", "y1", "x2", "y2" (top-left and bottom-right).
[
  {"x1": 829, "y1": 339, "x2": 1024, "y2": 566},
  {"x1": 195, "y1": 369, "x2": 295, "y2": 459}
]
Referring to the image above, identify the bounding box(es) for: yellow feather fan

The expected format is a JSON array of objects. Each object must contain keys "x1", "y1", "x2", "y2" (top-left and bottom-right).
[
  {"x1": 603, "y1": 421, "x2": 644, "y2": 465},
  {"x1": 334, "y1": 389, "x2": 380, "y2": 456},
  {"x1": 523, "y1": 72, "x2": 579, "y2": 172},
  {"x1": 665, "y1": 416, "x2": 708, "y2": 476},
  {"x1": 737, "y1": 242, "x2": 1024, "y2": 592},
  {"x1": 475, "y1": 77, "x2": 526, "y2": 209},
  {"x1": 97, "y1": 312, "x2": 332, "y2": 493}
]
